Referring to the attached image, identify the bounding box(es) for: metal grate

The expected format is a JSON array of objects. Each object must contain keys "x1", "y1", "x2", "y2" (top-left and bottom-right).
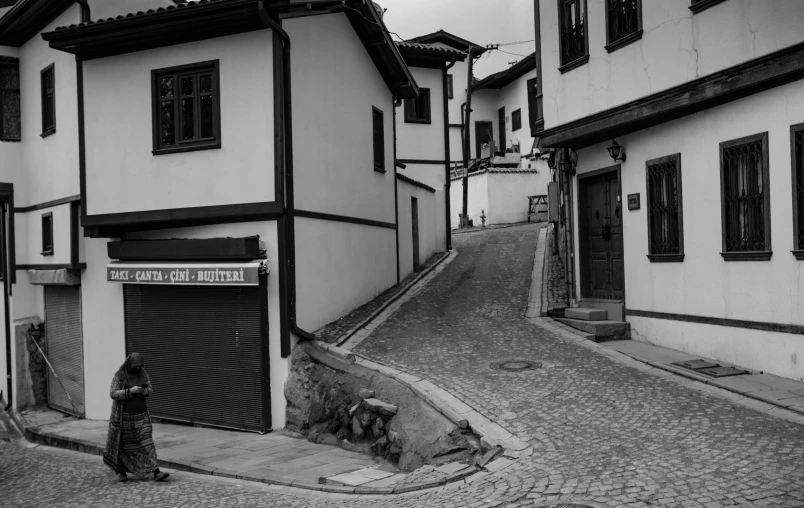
[
  {"x1": 45, "y1": 286, "x2": 85, "y2": 417},
  {"x1": 722, "y1": 139, "x2": 765, "y2": 252},
  {"x1": 560, "y1": 0, "x2": 586, "y2": 65},
  {"x1": 796, "y1": 131, "x2": 804, "y2": 249},
  {"x1": 607, "y1": 0, "x2": 639, "y2": 43},
  {"x1": 647, "y1": 158, "x2": 681, "y2": 254}
]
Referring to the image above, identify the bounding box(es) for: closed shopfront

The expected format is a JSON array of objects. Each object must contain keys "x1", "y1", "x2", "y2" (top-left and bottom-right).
[
  {"x1": 108, "y1": 260, "x2": 271, "y2": 433},
  {"x1": 45, "y1": 285, "x2": 85, "y2": 417}
]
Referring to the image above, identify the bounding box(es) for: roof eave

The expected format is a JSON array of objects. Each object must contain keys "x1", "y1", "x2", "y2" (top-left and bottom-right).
[{"x1": 0, "y1": 0, "x2": 76, "y2": 47}]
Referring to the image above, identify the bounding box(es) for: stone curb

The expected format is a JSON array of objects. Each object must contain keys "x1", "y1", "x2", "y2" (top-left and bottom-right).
[
  {"x1": 353, "y1": 356, "x2": 534, "y2": 457},
  {"x1": 328, "y1": 250, "x2": 454, "y2": 349}
]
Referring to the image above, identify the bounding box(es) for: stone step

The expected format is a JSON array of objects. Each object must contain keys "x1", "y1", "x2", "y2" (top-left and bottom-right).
[
  {"x1": 564, "y1": 307, "x2": 608, "y2": 321},
  {"x1": 555, "y1": 318, "x2": 629, "y2": 342}
]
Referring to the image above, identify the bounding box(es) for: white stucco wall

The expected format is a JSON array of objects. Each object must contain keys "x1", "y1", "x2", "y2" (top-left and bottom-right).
[
  {"x1": 570, "y1": 81, "x2": 804, "y2": 380},
  {"x1": 82, "y1": 221, "x2": 291, "y2": 426},
  {"x1": 287, "y1": 14, "x2": 394, "y2": 224},
  {"x1": 397, "y1": 182, "x2": 440, "y2": 281},
  {"x1": 19, "y1": 203, "x2": 72, "y2": 266},
  {"x1": 83, "y1": 30, "x2": 275, "y2": 216},
  {"x1": 449, "y1": 173, "x2": 489, "y2": 230},
  {"x1": 397, "y1": 67, "x2": 446, "y2": 162},
  {"x1": 497, "y1": 69, "x2": 538, "y2": 153},
  {"x1": 487, "y1": 169, "x2": 550, "y2": 225},
  {"x1": 538, "y1": 0, "x2": 804, "y2": 128}
]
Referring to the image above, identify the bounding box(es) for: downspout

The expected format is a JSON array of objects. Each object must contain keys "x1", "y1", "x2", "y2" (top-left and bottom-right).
[
  {"x1": 443, "y1": 58, "x2": 456, "y2": 250},
  {"x1": 393, "y1": 99, "x2": 401, "y2": 283},
  {"x1": 257, "y1": 2, "x2": 316, "y2": 348},
  {"x1": 76, "y1": 0, "x2": 90, "y2": 23},
  {"x1": 3, "y1": 203, "x2": 11, "y2": 411}
]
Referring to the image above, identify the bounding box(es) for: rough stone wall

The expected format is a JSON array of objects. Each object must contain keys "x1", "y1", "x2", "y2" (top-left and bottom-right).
[
  {"x1": 13, "y1": 317, "x2": 45, "y2": 409},
  {"x1": 27, "y1": 324, "x2": 48, "y2": 406}
]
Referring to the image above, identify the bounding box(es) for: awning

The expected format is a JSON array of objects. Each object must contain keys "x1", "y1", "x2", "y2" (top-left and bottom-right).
[{"x1": 106, "y1": 260, "x2": 269, "y2": 286}]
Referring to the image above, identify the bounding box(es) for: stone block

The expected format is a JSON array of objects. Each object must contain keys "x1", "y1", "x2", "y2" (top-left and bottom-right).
[
  {"x1": 362, "y1": 398, "x2": 398, "y2": 416},
  {"x1": 564, "y1": 307, "x2": 607, "y2": 321}
]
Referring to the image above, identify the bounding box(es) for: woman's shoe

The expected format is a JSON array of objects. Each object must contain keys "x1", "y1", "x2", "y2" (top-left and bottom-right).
[
  {"x1": 154, "y1": 471, "x2": 170, "y2": 482},
  {"x1": 117, "y1": 473, "x2": 128, "y2": 482}
]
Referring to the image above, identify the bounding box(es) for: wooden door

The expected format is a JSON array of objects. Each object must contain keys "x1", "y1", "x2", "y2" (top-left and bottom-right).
[
  {"x1": 475, "y1": 121, "x2": 493, "y2": 159},
  {"x1": 498, "y1": 107, "x2": 506, "y2": 152},
  {"x1": 579, "y1": 171, "x2": 624, "y2": 300},
  {"x1": 411, "y1": 197, "x2": 420, "y2": 272}
]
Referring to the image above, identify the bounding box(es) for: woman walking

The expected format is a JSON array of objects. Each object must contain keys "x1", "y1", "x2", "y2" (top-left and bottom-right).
[{"x1": 103, "y1": 352, "x2": 170, "y2": 482}]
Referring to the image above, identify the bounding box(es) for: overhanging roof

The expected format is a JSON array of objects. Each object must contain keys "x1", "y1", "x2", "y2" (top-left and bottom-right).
[
  {"x1": 0, "y1": 0, "x2": 76, "y2": 46},
  {"x1": 538, "y1": 40, "x2": 804, "y2": 149},
  {"x1": 408, "y1": 29, "x2": 486, "y2": 55},
  {"x1": 40, "y1": 0, "x2": 418, "y2": 98},
  {"x1": 473, "y1": 52, "x2": 536, "y2": 91},
  {"x1": 396, "y1": 41, "x2": 466, "y2": 69}
]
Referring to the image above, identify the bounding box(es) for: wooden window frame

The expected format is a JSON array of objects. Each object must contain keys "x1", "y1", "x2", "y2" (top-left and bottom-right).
[
  {"x1": 690, "y1": 0, "x2": 729, "y2": 14},
  {"x1": 604, "y1": 0, "x2": 643, "y2": 53},
  {"x1": 404, "y1": 88, "x2": 431, "y2": 124},
  {"x1": 1, "y1": 58, "x2": 20, "y2": 142},
  {"x1": 41, "y1": 212, "x2": 53, "y2": 256},
  {"x1": 557, "y1": 0, "x2": 589, "y2": 73},
  {"x1": 526, "y1": 77, "x2": 543, "y2": 133},
  {"x1": 372, "y1": 106, "x2": 385, "y2": 173},
  {"x1": 446, "y1": 74, "x2": 454, "y2": 100},
  {"x1": 719, "y1": 132, "x2": 772, "y2": 261},
  {"x1": 645, "y1": 153, "x2": 684, "y2": 262},
  {"x1": 791, "y1": 122, "x2": 804, "y2": 260},
  {"x1": 40, "y1": 63, "x2": 56, "y2": 138},
  {"x1": 512, "y1": 109, "x2": 522, "y2": 132},
  {"x1": 151, "y1": 60, "x2": 221, "y2": 156}
]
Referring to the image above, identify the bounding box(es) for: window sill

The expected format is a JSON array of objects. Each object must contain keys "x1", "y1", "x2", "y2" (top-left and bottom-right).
[
  {"x1": 792, "y1": 250, "x2": 804, "y2": 260},
  {"x1": 512, "y1": 127, "x2": 522, "y2": 132},
  {"x1": 40, "y1": 251, "x2": 53, "y2": 256},
  {"x1": 558, "y1": 55, "x2": 589, "y2": 74},
  {"x1": 689, "y1": 0, "x2": 729, "y2": 14},
  {"x1": 647, "y1": 254, "x2": 684, "y2": 263},
  {"x1": 404, "y1": 118, "x2": 431, "y2": 124},
  {"x1": 374, "y1": 166, "x2": 386, "y2": 174},
  {"x1": 40, "y1": 127, "x2": 56, "y2": 138},
  {"x1": 1, "y1": 138, "x2": 21, "y2": 143},
  {"x1": 153, "y1": 141, "x2": 221, "y2": 156},
  {"x1": 720, "y1": 251, "x2": 772, "y2": 261},
  {"x1": 531, "y1": 119, "x2": 545, "y2": 134},
  {"x1": 605, "y1": 30, "x2": 643, "y2": 53}
]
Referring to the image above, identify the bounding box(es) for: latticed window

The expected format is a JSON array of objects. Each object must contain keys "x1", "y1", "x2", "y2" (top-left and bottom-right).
[
  {"x1": 605, "y1": 0, "x2": 642, "y2": 50},
  {"x1": 1, "y1": 59, "x2": 20, "y2": 141},
  {"x1": 559, "y1": 0, "x2": 587, "y2": 68},
  {"x1": 791, "y1": 124, "x2": 804, "y2": 258},
  {"x1": 646, "y1": 154, "x2": 683, "y2": 261},
  {"x1": 720, "y1": 132, "x2": 771, "y2": 260},
  {"x1": 152, "y1": 60, "x2": 220, "y2": 155}
]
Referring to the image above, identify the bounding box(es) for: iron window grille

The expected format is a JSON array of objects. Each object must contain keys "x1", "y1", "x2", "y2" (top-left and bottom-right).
[
  {"x1": 791, "y1": 123, "x2": 804, "y2": 259},
  {"x1": 40, "y1": 63, "x2": 55, "y2": 137},
  {"x1": 151, "y1": 60, "x2": 221, "y2": 155},
  {"x1": 372, "y1": 106, "x2": 385, "y2": 173},
  {"x1": 404, "y1": 88, "x2": 431, "y2": 124},
  {"x1": 605, "y1": 0, "x2": 642, "y2": 52},
  {"x1": 558, "y1": 0, "x2": 588, "y2": 72},
  {"x1": 41, "y1": 212, "x2": 53, "y2": 256},
  {"x1": 719, "y1": 132, "x2": 771, "y2": 261},
  {"x1": 0, "y1": 58, "x2": 20, "y2": 142},
  {"x1": 646, "y1": 154, "x2": 684, "y2": 262},
  {"x1": 447, "y1": 74, "x2": 454, "y2": 100},
  {"x1": 511, "y1": 109, "x2": 522, "y2": 132}
]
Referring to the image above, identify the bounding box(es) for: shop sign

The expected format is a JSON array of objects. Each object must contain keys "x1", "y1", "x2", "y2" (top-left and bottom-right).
[{"x1": 106, "y1": 261, "x2": 268, "y2": 286}]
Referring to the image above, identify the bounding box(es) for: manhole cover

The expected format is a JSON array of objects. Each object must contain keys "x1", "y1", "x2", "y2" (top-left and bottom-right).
[
  {"x1": 490, "y1": 360, "x2": 541, "y2": 371},
  {"x1": 672, "y1": 359, "x2": 720, "y2": 370},
  {"x1": 698, "y1": 366, "x2": 749, "y2": 377}
]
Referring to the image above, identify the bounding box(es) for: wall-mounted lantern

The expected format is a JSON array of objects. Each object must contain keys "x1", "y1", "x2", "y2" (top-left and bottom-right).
[{"x1": 607, "y1": 140, "x2": 626, "y2": 163}]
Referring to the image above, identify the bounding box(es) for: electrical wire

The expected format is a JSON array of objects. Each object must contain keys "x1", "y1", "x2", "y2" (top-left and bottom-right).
[{"x1": 339, "y1": 1, "x2": 408, "y2": 42}]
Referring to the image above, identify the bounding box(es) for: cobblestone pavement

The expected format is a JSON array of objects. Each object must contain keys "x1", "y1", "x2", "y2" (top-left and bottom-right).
[{"x1": 355, "y1": 222, "x2": 804, "y2": 507}]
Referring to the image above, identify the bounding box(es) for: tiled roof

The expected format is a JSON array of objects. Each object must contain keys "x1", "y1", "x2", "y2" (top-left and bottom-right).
[
  {"x1": 396, "y1": 41, "x2": 465, "y2": 56},
  {"x1": 54, "y1": 0, "x2": 223, "y2": 30}
]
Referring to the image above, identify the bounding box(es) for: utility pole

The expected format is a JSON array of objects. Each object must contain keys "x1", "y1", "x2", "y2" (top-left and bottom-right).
[{"x1": 461, "y1": 47, "x2": 475, "y2": 227}]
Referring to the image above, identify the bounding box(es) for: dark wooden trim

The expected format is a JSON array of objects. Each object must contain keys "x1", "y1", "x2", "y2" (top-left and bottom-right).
[
  {"x1": 531, "y1": 0, "x2": 543, "y2": 139},
  {"x1": 107, "y1": 237, "x2": 262, "y2": 261},
  {"x1": 689, "y1": 0, "x2": 729, "y2": 14},
  {"x1": 294, "y1": 209, "x2": 397, "y2": 230},
  {"x1": 604, "y1": 29, "x2": 642, "y2": 53},
  {"x1": 791, "y1": 122, "x2": 804, "y2": 251},
  {"x1": 626, "y1": 308, "x2": 804, "y2": 336},
  {"x1": 273, "y1": 29, "x2": 285, "y2": 206},
  {"x1": 397, "y1": 159, "x2": 446, "y2": 165},
  {"x1": 14, "y1": 195, "x2": 80, "y2": 213},
  {"x1": 396, "y1": 173, "x2": 436, "y2": 193},
  {"x1": 404, "y1": 88, "x2": 432, "y2": 124},
  {"x1": 277, "y1": 217, "x2": 290, "y2": 358},
  {"x1": 77, "y1": 59, "x2": 87, "y2": 223},
  {"x1": 449, "y1": 123, "x2": 464, "y2": 128},
  {"x1": 645, "y1": 153, "x2": 684, "y2": 258},
  {"x1": 558, "y1": 54, "x2": 589, "y2": 74},
  {"x1": 16, "y1": 263, "x2": 86, "y2": 271},
  {"x1": 69, "y1": 201, "x2": 79, "y2": 268},
  {"x1": 258, "y1": 270, "x2": 272, "y2": 432},
  {"x1": 498, "y1": 107, "x2": 506, "y2": 152},
  {"x1": 443, "y1": 66, "x2": 452, "y2": 251},
  {"x1": 393, "y1": 98, "x2": 400, "y2": 284},
  {"x1": 0, "y1": 185, "x2": 16, "y2": 285},
  {"x1": 40, "y1": 212, "x2": 53, "y2": 256},
  {"x1": 719, "y1": 132, "x2": 771, "y2": 257},
  {"x1": 577, "y1": 163, "x2": 621, "y2": 181},
  {"x1": 40, "y1": 63, "x2": 55, "y2": 137},
  {"x1": 792, "y1": 250, "x2": 804, "y2": 260},
  {"x1": 151, "y1": 59, "x2": 221, "y2": 155},
  {"x1": 82, "y1": 201, "x2": 283, "y2": 229},
  {"x1": 0, "y1": 0, "x2": 75, "y2": 47}
]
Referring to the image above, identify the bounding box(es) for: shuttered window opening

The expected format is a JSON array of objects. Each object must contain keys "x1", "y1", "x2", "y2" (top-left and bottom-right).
[
  {"x1": 45, "y1": 285, "x2": 85, "y2": 417},
  {"x1": 124, "y1": 284, "x2": 267, "y2": 432}
]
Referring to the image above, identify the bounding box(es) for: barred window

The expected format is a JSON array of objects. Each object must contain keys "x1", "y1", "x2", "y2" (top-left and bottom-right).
[
  {"x1": 558, "y1": 0, "x2": 588, "y2": 71},
  {"x1": 0, "y1": 58, "x2": 20, "y2": 141},
  {"x1": 646, "y1": 154, "x2": 684, "y2": 262},
  {"x1": 719, "y1": 132, "x2": 771, "y2": 261},
  {"x1": 605, "y1": 0, "x2": 642, "y2": 51},
  {"x1": 791, "y1": 123, "x2": 804, "y2": 259}
]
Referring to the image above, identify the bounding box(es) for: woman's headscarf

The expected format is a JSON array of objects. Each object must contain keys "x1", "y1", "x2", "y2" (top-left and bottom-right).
[{"x1": 115, "y1": 352, "x2": 148, "y2": 388}]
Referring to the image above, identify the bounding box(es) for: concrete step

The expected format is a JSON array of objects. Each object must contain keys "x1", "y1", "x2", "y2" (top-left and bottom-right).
[
  {"x1": 546, "y1": 303, "x2": 568, "y2": 317},
  {"x1": 564, "y1": 307, "x2": 608, "y2": 321},
  {"x1": 555, "y1": 318, "x2": 630, "y2": 342}
]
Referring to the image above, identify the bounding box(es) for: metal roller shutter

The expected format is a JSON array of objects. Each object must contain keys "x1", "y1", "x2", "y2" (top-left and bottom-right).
[
  {"x1": 45, "y1": 285, "x2": 85, "y2": 417},
  {"x1": 124, "y1": 284, "x2": 265, "y2": 432}
]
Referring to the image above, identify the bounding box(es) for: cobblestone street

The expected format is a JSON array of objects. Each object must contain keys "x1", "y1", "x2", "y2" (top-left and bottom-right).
[{"x1": 3, "y1": 223, "x2": 804, "y2": 507}]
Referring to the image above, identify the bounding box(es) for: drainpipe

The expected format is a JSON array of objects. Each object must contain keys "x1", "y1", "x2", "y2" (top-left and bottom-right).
[
  {"x1": 257, "y1": 2, "x2": 316, "y2": 346},
  {"x1": 76, "y1": 0, "x2": 90, "y2": 22},
  {"x1": 4, "y1": 203, "x2": 12, "y2": 411},
  {"x1": 443, "y1": 57, "x2": 456, "y2": 249}
]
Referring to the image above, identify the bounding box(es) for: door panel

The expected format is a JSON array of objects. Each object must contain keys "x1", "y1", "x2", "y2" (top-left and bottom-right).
[
  {"x1": 475, "y1": 121, "x2": 493, "y2": 159},
  {"x1": 498, "y1": 108, "x2": 506, "y2": 152},
  {"x1": 412, "y1": 197, "x2": 420, "y2": 272}
]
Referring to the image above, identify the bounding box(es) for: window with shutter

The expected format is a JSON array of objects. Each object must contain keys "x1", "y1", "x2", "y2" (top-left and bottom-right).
[
  {"x1": 372, "y1": 106, "x2": 384, "y2": 173},
  {"x1": 404, "y1": 89, "x2": 431, "y2": 124},
  {"x1": 41, "y1": 64, "x2": 55, "y2": 137},
  {"x1": 791, "y1": 123, "x2": 804, "y2": 259}
]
